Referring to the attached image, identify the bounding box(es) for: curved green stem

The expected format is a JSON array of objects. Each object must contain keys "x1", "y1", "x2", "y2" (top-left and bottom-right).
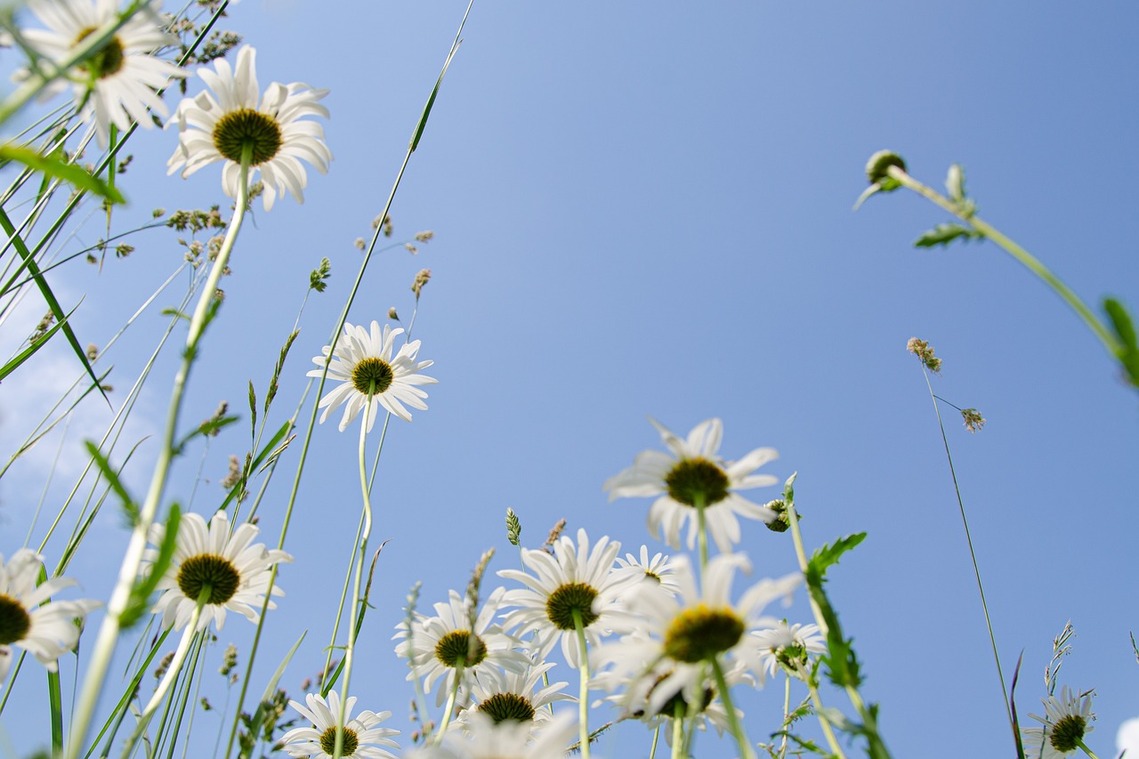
[
  {"x1": 433, "y1": 661, "x2": 464, "y2": 743},
  {"x1": 65, "y1": 156, "x2": 250, "y2": 759},
  {"x1": 886, "y1": 166, "x2": 1121, "y2": 360},
  {"x1": 1076, "y1": 738, "x2": 1100, "y2": 759},
  {"x1": 573, "y1": 609, "x2": 591, "y2": 759},
  {"x1": 710, "y1": 657, "x2": 755, "y2": 759}
]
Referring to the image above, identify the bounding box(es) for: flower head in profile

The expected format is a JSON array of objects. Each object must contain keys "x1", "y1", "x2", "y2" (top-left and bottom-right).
[
  {"x1": 167, "y1": 45, "x2": 331, "y2": 210},
  {"x1": 146, "y1": 511, "x2": 291, "y2": 632},
  {"x1": 458, "y1": 659, "x2": 571, "y2": 731},
  {"x1": 0, "y1": 549, "x2": 99, "y2": 682},
  {"x1": 278, "y1": 690, "x2": 399, "y2": 759},
  {"x1": 498, "y1": 529, "x2": 639, "y2": 669},
  {"x1": 308, "y1": 321, "x2": 436, "y2": 431},
  {"x1": 593, "y1": 553, "x2": 800, "y2": 716},
  {"x1": 604, "y1": 418, "x2": 780, "y2": 553},
  {"x1": 613, "y1": 545, "x2": 681, "y2": 597},
  {"x1": 17, "y1": 0, "x2": 185, "y2": 146},
  {"x1": 749, "y1": 621, "x2": 825, "y2": 679},
  {"x1": 394, "y1": 587, "x2": 527, "y2": 706},
  {"x1": 406, "y1": 711, "x2": 577, "y2": 759},
  {"x1": 1022, "y1": 686, "x2": 1095, "y2": 758}
]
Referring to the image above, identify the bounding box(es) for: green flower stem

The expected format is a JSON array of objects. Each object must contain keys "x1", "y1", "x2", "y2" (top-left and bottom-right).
[
  {"x1": 573, "y1": 608, "x2": 592, "y2": 759},
  {"x1": 710, "y1": 657, "x2": 755, "y2": 759},
  {"x1": 920, "y1": 367, "x2": 1012, "y2": 735},
  {"x1": 0, "y1": 0, "x2": 149, "y2": 128},
  {"x1": 433, "y1": 660, "x2": 464, "y2": 743},
  {"x1": 885, "y1": 166, "x2": 1121, "y2": 360},
  {"x1": 64, "y1": 157, "x2": 251, "y2": 759},
  {"x1": 778, "y1": 676, "x2": 791, "y2": 759},
  {"x1": 805, "y1": 681, "x2": 847, "y2": 759},
  {"x1": 119, "y1": 599, "x2": 204, "y2": 759},
  {"x1": 670, "y1": 703, "x2": 684, "y2": 759},
  {"x1": 694, "y1": 493, "x2": 709, "y2": 584},
  {"x1": 1076, "y1": 738, "x2": 1100, "y2": 759},
  {"x1": 333, "y1": 398, "x2": 376, "y2": 759}
]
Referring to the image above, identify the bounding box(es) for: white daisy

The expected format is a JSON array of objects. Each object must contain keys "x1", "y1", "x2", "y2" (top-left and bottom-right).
[
  {"x1": 17, "y1": 0, "x2": 185, "y2": 146},
  {"x1": 458, "y1": 659, "x2": 571, "y2": 729},
  {"x1": 407, "y1": 711, "x2": 577, "y2": 759},
  {"x1": 748, "y1": 621, "x2": 826, "y2": 679},
  {"x1": 592, "y1": 553, "x2": 800, "y2": 717},
  {"x1": 308, "y1": 321, "x2": 436, "y2": 431},
  {"x1": 497, "y1": 529, "x2": 639, "y2": 669},
  {"x1": 166, "y1": 44, "x2": 330, "y2": 211},
  {"x1": 1023, "y1": 686, "x2": 1095, "y2": 759},
  {"x1": 0, "y1": 549, "x2": 99, "y2": 682},
  {"x1": 394, "y1": 587, "x2": 527, "y2": 707},
  {"x1": 604, "y1": 418, "x2": 780, "y2": 553},
  {"x1": 146, "y1": 511, "x2": 291, "y2": 632},
  {"x1": 278, "y1": 690, "x2": 400, "y2": 759},
  {"x1": 613, "y1": 545, "x2": 681, "y2": 597}
]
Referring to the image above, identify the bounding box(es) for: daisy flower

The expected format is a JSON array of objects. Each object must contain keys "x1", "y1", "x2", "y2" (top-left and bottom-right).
[
  {"x1": 167, "y1": 44, "x2": 331, "y2": 211},
  {"x1": 592, "y1": 553, "x2": 800, "y2": 717},
  {"x1": 604, "y1": 418, "x2": 780, "y2": 553},
  {"x1": 146, "y1": 511, "x2": 291, "y2": 632},
  {"x1": 0, "y1": 549, "x2": 99, "y2": 682},
  {"x1": 406, "y1": 711, "x2": 577, "y2": 759},
  {"x1": 459, "y1": 659, "x2": 571, "y2": 729},
  {"x1": 17, "y1": 0, "x2": 185, "y2": 146},
  {"x1": 308, "y1": 321, "x2": 436, "y2": 431},
  {"x1": 278, "y1": 690, "x2": 399, "y2": 759},
  {"x1": 749, "y1": 621, "x2": 826, "y2": 679},
  {"x1": 1023, "y1": 686, "x2": 1095, "y2": 758},
  {"x1": 613, "y1": 545, "x2": 681, "y2": 597},
  {"x1": 497, "y1": 528, "x2": 639, "y2": 669},
  {"x1": 394, "y1": 587, "x2": 527, "y2": 706}
]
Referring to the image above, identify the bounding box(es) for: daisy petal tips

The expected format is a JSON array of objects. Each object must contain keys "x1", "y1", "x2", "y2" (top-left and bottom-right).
[
  {"x1": 308, "y1": 321, "x2": 437, "y2": 431},
  {"x1": 166, "y1": 45, "x2": 331, "y2": 211}
]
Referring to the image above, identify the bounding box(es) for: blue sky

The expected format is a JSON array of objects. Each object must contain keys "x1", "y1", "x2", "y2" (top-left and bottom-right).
[{"x1": 2, "y1": 2, "x2": 1138, "y2": 758}]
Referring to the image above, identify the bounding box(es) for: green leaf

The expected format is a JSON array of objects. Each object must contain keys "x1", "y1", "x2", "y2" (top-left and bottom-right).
[
  {"x1": 914, "y1": 223, "x2": 982, "y2": 248},
  {"x1": 85, "y1": 441, "x2": 139, "y2": 526},
  {"x1": 809, "y1": 532, "x2": 866, "y2": 577},
  {"x1": 0, "y1": 143, "x2": 125, "y2": 204},
  {"x1": 0, "y1": 303, "x2": 79, "y2": 382},
  {"x1": 121, "y1": 506, "x2": 181, "y2": 628},
  {"x1": 1104, "y1": 298, "x2": 1139, "y2": 386}
]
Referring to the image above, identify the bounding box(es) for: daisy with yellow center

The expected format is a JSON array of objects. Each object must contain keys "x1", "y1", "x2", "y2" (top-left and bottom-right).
[
  {"x1": 17, "y1": 0, "x2": 185, "y2": 146},
  {"x1": 1022, "y1": 686, "x2": 1096, "y2": 759},
  {"x1": 278, "y1": 691, "x2": 400, "y2": 759},
  {"x1": 459, "y1": 659, "x2": 571, "y2": 732},
  {"x1": 146, "y1": 511, "x2": 291, "y2": 632},
  {"x1": 405, "y1": 711, "x2": 578, "y2": 759},
  {"x1": 0, "y1": 548, "x2": 98, "y2": 683},
  {"x1": 308, "y1": 321, "x2": 436, "y2": 431},
  {"x1": 604, "y1": 418, "x2": 780, "y2": 555},
  {"x1": 167, "y1": 44, "x2": 331, "y2": 211}
]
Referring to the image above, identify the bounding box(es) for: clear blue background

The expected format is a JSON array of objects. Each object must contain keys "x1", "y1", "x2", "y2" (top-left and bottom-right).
[{"x1": 1, "y1": 2, "x2": 1137, "y2": 758}]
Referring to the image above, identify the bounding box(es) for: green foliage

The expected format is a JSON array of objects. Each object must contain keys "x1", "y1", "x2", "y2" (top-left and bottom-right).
[
  {"x1": 1103, "y1": 297, "x2": 1139, "y2": 387},
  {"x1": 914, "y1": 222, "x2": 983, "y2": 248},
  {"x1": 0, "y1": 143, "x2": 125, "y2": 204},
  {"x1": 121, "y1": 506, "x2": 181, "y2": 629}
]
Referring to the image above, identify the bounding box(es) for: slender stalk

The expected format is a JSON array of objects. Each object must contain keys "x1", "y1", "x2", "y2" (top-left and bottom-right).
[
  {"x1": 648, "y1": 722, "x2": 660, "y2": 759},
  {"x1": 65, "y1": 157, "x2": 251, "y2": 759},
  {"x1": 694, "y1": 493, "x2": 708, "y2": 586},
  {"x1": 804, "y1": 682, "x2": 847, "y2": 759},
  {"x1": 433, "y1": 663, "x2": 464, "y2": 742},
  {"x1": 886, "y1": 166, "x2": 1120, "y2": 359},
  {"x1": 1076, "y1": 738, "x2": 1100, "y2": 759},
  {"x1": 709, "y1": 658, "x2": 755, "y2": 759},
  {"x1": 778, "y1": 676, "x2": 791, "y2": 759},
  {"x1": 670, "y1": 704, "x2": 684, "y2": 759},
  {"x1": 333, "y1": 401, "x2": 375, "y2": 759},
  {"x1": 921, "y1": 368, "x2": 1012, "y2": 733},
  {"x1": 573, "y1": 609, "x2": 591, "y2": 759}
]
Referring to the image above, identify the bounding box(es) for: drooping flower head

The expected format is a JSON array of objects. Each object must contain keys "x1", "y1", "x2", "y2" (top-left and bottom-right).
[
  {"x1": 17, "y1": 0, "x2": 185, "y2": 146},
  {"x1": 604, "y1": 418, "x2": 780, "y2": 553},
  {"x1": 146, "y1": 511, "x2": 291, "y2": 632},
  {"x1": 1022, "y1": 686, "x2": 1095, "y2": 759},
  {"x1": 0, "y1": 549, "x2": 99, "y2": 683},
  {"x1": 167, "y1": 45, "x2": 331, "y2": 210},
  {"x1": 497, "y1": 529, "x2": 639, "y2": 669},
  {"x1": 394, "y1": 587, "x2": 527, "y2": 706},
  {"x1": 748, "y1": 620, "x2": 826, "y2": 679},
  {"x1": 277, "y1": 690, "x2": 400, "y2": 759},
  {"x1": 308, "y1": 321, "x2": 436, "y2": 431}
]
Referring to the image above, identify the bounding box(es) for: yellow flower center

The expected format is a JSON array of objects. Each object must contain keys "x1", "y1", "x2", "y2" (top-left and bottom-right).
[
  {"x1": 212, "y1": 108, "x2": 283, "y2": 166},
  {"x1": 74, "y1": 27, "x2": 125, "y2": 78},
  {"x1": 319, "y1": 725, "x2": 358, "y2": 757},
  {"x1": 0, "y1": 593, "x2": 31, "y2": 645},
  {"x1": 662, "y1": 604, "x2": 744, "y2": 663},
  {"x1": 351, "y1": 357, "x2": 394, "y2": 396},
  {"x1": 478, "y1": 692, "x2": 536, "y2": 723},
  {"x1": 1050, "y1": 713, "x2": 1088, "y2": 753},
  {"x1": 434, "y1": 630, "x2": 487, "y2": 668},
  {"x1": 665, "y1": 457, "x2": 730, "y2": 507},
  {"x1": 545, "y1": 582, "x2": 599, "y2": 631}
]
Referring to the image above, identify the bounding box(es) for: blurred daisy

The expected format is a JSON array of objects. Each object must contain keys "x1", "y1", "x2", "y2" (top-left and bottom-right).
[
  {"x1": 593, "y1": 553, "x2": 799, "y2": 716},
  {"x1": 749, "y1": 621, "x2": 825, "y2": 679},
  {"x1": 1022, "y1": 686, "x2": 1095, "y2": 759},
  {"x1": 613, "y1": 545, "x2": 681, "y2": 596},
  {"x1": 459, "y1": 660, "x2": 571, "y2": 729},
  {"x1": 604, "y1": 418, "x2": 780, "y2": 553},
  {"x1": 17, "y1": 0, "x2": 184, "y2": 146},
  {"x1": 167, "y1": 44, "x2": 330, "y2": 210},
  {"x1": 146, "y1": 511, "x2": 291, "y2": 632},
  {"x1": 0, "y1": 549, "x2": 98, "y2": 682},
  {"x1": 498, "y1": 529, "x2": 639, "y2": 669},
  {"x1": 278, "y1": 691, "x2": 399, "y2": 759},
  {"x1": 406, "y1": 711, "x2": 577, "y2": 759},
  {"x1": 394, "y1": 587, "x2": 527, "y2": 707},
  {"x1": 308, "y1": 321, "x2": 436, "y2": 431}
]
